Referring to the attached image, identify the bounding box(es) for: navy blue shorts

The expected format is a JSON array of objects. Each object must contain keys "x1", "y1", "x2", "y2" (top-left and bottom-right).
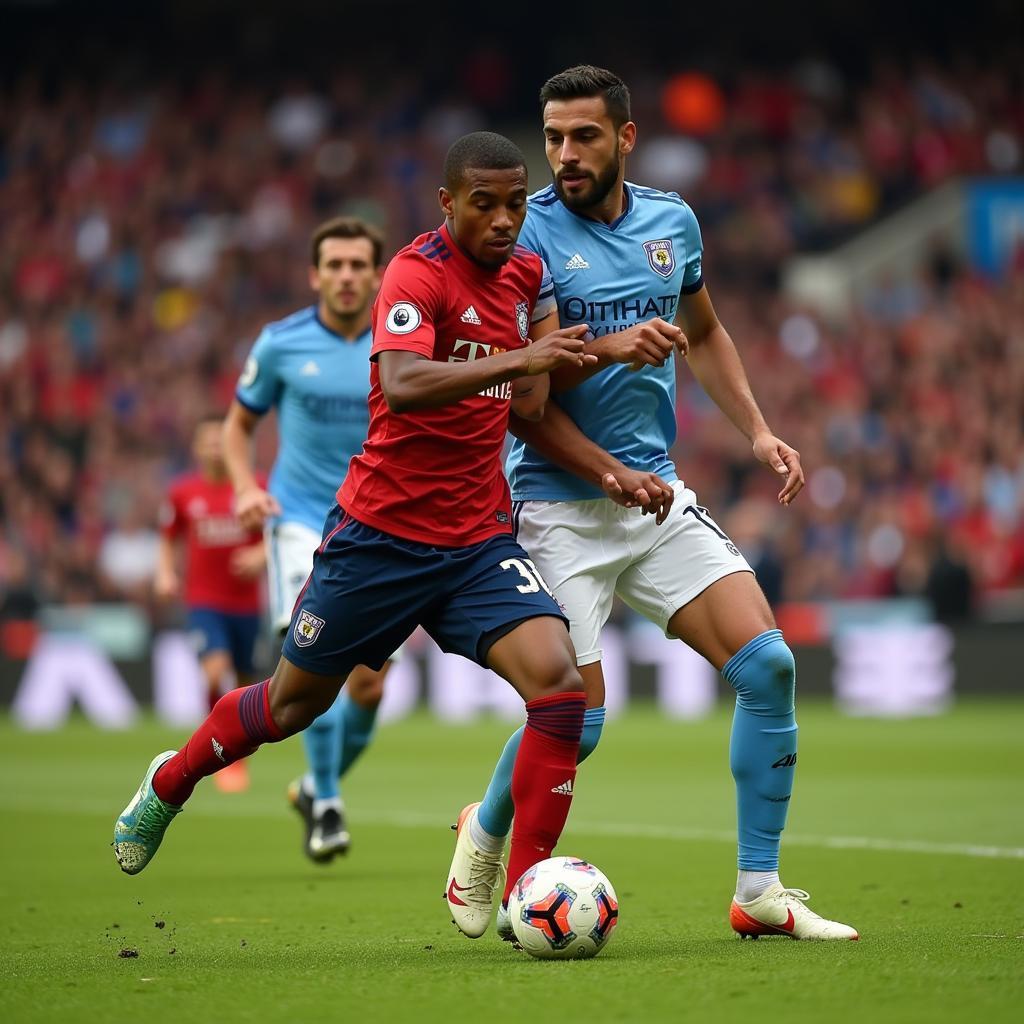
[
  {"x1": 187, "y1": 607, "x2": 261, "y2": 676},
  {"x1": 281, "y1": 505, "x2": 569, "y2": 676}
]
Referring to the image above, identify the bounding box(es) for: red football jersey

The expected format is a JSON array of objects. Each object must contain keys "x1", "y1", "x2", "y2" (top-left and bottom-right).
[
  {"x1": 160, "y1": 474, "x2": 264, "y2": 614},
  {"x1": 338, "y1": 223, "x2": 546, "y2": 547}
]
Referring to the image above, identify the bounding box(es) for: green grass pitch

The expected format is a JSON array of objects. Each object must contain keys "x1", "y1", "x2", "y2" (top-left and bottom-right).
[{"x1": 1, "y1": 700, "x2": 1022, "y2": 1023}]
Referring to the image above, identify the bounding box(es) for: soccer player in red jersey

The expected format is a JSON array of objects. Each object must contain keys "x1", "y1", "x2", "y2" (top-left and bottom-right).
[
  {"x1": 154, "y1": 415, "x2": 266, "y2": 793},
  {"x1": 113, "y1": 133, "x2": 669, "y2": 932}
]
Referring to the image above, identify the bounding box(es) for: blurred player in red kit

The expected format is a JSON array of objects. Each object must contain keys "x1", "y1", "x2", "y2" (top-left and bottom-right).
[{"x1": 154, "y1": 414, "x2": 266, "y2": 793}]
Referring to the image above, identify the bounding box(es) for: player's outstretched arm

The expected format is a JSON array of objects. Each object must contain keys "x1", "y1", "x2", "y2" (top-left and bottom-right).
[
  {"x1": 222, "y1": 400, "x2": 282, "y2": 529},
  {"x1": 678, "y1": 286, "x2": 804, "y2": 506},
  {"x1": 509, "y1": 402, "x2": 675, "y2": 524},
  {"x1": 378, "y1": 326, "x2": 594, "y2": 413}
]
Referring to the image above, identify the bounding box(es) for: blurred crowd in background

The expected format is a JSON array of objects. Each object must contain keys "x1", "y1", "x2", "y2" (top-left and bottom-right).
[{"x1": 1, "y1": 28, "x2": 1022, "y2": 630}]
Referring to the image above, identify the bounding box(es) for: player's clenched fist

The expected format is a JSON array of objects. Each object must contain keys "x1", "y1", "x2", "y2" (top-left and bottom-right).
[
  {"x1": 598, "y1": 317, "x2": 686, "y2": 371},
  {"x1": 525, "y1": 324, "x2": 599, "y2": 374},
  {"x1": 234, "y1": 485, "x2": 282, "y2": 531}
]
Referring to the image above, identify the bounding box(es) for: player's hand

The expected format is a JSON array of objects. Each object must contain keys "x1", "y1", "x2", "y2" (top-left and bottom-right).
[
  {"x1": 598, "y1": 318, "x2": 684, "y2": 371},
  {"x1": 601, "y1": 469, "x2": 676, "y2": 525},
  {"x1": 230, "y1": 542, "x2": 267, "y2": 580},
  {"x1": 525, "y1": 325, "x2": 598, "y2": 375},
  {"x1": 753, "y1": 432, "x2": 804, "y2": 506},
  {"x1": 153, "y1": 568, "x2": 180, "y2": 600},
  {"x1": 234, "y1": 486, "x2": 281, "y2": 531}
]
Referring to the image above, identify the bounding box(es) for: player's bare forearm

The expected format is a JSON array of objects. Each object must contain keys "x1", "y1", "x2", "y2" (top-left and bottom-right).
[
  {"x1": 508, "y1": 401, "x2": 622, "y2": 487},
  {"x1": 511, "y1": 371, "x2": 550, "y2": 422},
  {"x1": 677, "y1": 286, "x2": 769, "y2": 443},
  {"x1": 685, "y1": 324, "x2": 770, "y2": 443},
  {"x1": 379, "y1": 348, "x2": 531, "y2": 413},
  {"x1": 549, "y1": 337, "x2": 618, "y2": 392},
  {"x1": 222, "y1": 401, "x2": 261, "y2": 494},
  {"x1": 379, "y1": 327, "x2": 591, "y2": 413}
]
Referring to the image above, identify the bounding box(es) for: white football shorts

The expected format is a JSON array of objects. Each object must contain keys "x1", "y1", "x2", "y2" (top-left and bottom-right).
[
  {"x1": 267, "y1": 518, "x2": 403, "y2": 662},
  {"x1": 514, "y1": 482, "x2": 753, "y2": 666}
]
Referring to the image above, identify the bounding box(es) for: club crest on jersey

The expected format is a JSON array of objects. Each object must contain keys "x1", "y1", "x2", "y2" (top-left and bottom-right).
[
  {"x1": 643, "y1": 239, "x2": 675, "y2": 278},
  {"x1": 515, "y1": 301, "x2": 529, "y2": 340},
  {"x1": 293, "y1": 609, "x2": 325, "y2": 648},
  {"x1": 385, "y1": 301, "x2": 422, "y2": 335}
]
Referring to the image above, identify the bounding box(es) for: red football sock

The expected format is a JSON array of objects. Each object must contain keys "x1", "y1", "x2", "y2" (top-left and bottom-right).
[
  {"x1": 503, "y1": 691, "x2": 585, "y2": 905},
  {"x1": 153, "y1": 680, "x2": 283, "y2": 805}
]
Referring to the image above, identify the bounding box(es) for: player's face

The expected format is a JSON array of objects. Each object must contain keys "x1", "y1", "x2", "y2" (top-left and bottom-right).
[
  {"x1": 543, "y1": 97, "x2": 636, "y2": 212},
  {"x1": 310, "y1": 237, "x2": 381, "y2": 320},
  {"x1": 440, "y1": 167, "x2": 528, "y2": 270},
  {"x1": 193, "y1": 421, "x2": 225, "y2": 474}
]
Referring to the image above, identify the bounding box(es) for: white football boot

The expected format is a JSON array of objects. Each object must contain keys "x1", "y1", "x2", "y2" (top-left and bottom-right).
[
  {"x1": 495, "y1": 901, "x2": 517, "y2": 944},
  {"x1": 445, "y1": 802, "x2": 505, "y2": 938},
  {"x1": 730, "y1": 884, "x2": 859, "y2": 940}
]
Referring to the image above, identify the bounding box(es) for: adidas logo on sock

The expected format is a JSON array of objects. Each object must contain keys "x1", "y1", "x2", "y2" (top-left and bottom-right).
[
  {"x1": 211, "y1": 737, "x2": 226, "y2": 763},
  {"x1": 550, "y1": 779, "x2": 574, "y2": 796},
  {"x1": 460, "y1": 305, "x2": 482, "y2": 325},
  {"x1": 564, "y1": 253, "x2": 590, "y2": 270}
]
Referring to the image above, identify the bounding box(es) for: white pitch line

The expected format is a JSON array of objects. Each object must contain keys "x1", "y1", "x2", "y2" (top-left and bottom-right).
[{"x1": 4, "y1": 793, "x2": 1024, "y2": 861}]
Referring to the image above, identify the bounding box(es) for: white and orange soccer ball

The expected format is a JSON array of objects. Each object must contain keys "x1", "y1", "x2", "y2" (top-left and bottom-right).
[{"x1": 507, "y1": 856, "x2": 619, "y2": 960}]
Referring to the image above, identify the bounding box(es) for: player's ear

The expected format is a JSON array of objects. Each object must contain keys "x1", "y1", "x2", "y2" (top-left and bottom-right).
[
  {"x1": 619, "y1": 121, "x2": 637, "y2": 157},
  {"x1": 438, "y1": 186, "x2": 454, "y2": 220},
  {"x1": 307, "y1": 263, "x2": 321, "y2": 293}
]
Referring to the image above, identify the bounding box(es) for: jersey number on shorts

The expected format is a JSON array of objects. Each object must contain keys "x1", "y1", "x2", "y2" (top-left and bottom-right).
[
  {"x1": 683, "y1": 505, "x2": 741, "y2": 556},
  {"x1": 499, "y1": 557, "x2": 553, "y2": 595}
]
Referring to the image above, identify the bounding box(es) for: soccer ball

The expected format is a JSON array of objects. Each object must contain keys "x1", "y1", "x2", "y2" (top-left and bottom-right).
[{"x1": 507, "y1": 856, "x2": 619, "y2": 959}]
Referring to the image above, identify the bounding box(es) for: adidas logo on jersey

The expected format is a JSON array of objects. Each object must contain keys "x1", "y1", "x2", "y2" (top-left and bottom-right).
[
  {"x1": 550, "y1": 779, "x2": 574, "y2": 796},
  {"x1": 564, "y1": 253, "x2": 590, "y2": 270},
  {"x1": 300, "y1": 360, "x2": 321, "y2": 376},
  {"x1": 460, "y1": 305, "x2": 482, "y2": 325}
]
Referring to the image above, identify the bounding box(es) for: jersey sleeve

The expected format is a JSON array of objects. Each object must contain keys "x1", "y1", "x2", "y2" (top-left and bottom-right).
[
  {"x1": 531, "y1": 258, "x2": 557, "y2": 324},
  {"x1": 680, "y1": 203, "x2": 704, "y2": 295},
  {"x1": 371, "y1": 251, "x2": 443, "y2": 359},
  {"x1": 235, "y1": 327, "x2": 282, "y2": 414},
  {"x1": 159, "y1": 483, "x2": 185, "y2": 540}
]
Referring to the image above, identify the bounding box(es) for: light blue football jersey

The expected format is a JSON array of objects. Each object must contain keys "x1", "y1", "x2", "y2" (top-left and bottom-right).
[
  {"x1": 235, "y1": 306, "x2": 371, "y2": 532},
  {"x1": 507, "y1": 182, "x2": 704, "y2": 501}
]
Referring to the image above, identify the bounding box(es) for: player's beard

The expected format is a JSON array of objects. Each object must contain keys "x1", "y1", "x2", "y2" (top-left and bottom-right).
[{"x1": 554, "y1": 156, "x2": 620, "y2": 212}]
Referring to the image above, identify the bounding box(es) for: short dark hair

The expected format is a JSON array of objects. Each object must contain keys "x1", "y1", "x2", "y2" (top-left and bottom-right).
[
  {"x1": 443, "y1": 131, "x2": 527, "y2": 192},
  {"x1": 310, "y1": 216, "x2": 385, "y2": 268},
  {"x1": 539, "y1": 65, "x2": 632, "y2": 128}
]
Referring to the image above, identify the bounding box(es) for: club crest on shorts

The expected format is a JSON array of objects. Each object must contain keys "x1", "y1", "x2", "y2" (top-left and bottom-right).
[
  {"x1": 515, "y1": 301, "x2": 529, "y2": 340},
  {"x1": 294, "y1": 609, "x2": 325, "y2": 647},
  {"x1": 643, "y1": 239, "x2": 675, "y2": 278}
]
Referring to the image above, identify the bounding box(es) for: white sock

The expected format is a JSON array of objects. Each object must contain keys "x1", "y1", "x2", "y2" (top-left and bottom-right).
[
  {"x1": 736, "y1": 870, "x2": 780, "y2": 903},
  {"x1": 301, "y1": 774, "x2": 315, "y2": 798},
  {"x1": 312, "y1": 796, "x2": 343, "y2": 817},
  {"x1": 469, "y1": 811, "x2": 506, "y2": 854}
]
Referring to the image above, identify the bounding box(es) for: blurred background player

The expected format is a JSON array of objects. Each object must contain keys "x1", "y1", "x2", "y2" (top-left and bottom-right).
[
  {"x1": 458, "y1": 66, "x2": 857, "y2": 941},
  {"x1": 222, "y1": 216, "x2": 391, "y2": 861},
  {"x1": 155, "y1": 414, "x2": 266, "y2": 793}
]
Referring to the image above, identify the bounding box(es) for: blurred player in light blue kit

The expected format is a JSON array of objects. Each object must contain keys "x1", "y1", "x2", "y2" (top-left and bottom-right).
[
  {"x1": 451, "y1": 67, "x2": 858, "y2": 941},
  {"x1": 223, "y1": 217, "x2": 391, "y2": 862}
]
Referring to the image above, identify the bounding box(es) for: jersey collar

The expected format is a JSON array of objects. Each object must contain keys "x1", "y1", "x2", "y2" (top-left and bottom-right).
[
  {"x1": 563, "y1": 183, "x2": 634, "y2": 232},
  {"x1": 314, "y1": 307, "x2": 371, "y2": 344}
]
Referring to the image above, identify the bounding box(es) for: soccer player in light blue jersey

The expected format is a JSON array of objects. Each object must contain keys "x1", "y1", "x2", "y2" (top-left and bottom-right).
[
  {"x1": 452, "y1": 67, "x2": 858, "y2": 941},
  {"x1": 222, "y1": 217, "x2": 391, "y2": 863}
]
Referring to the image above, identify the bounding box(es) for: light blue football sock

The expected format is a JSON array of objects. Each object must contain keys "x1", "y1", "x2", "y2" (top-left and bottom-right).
[
  {"x1": 336, "y1": 692, "x2": 379, "y2": 789},
  {"x1": 302, "y1": 695, "x2": 344, "y2": 802},
  {"x1": 723, "y1": 629, "x2": 798, "y2": 872},
  {"x1": 476, "y1": 705, "x2": 606, "y2": 839}
]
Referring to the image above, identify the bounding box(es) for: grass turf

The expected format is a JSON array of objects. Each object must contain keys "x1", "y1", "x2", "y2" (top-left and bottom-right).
[{"x1": 1, "y1": 700, "x2": 1022, "y2": 1023}]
